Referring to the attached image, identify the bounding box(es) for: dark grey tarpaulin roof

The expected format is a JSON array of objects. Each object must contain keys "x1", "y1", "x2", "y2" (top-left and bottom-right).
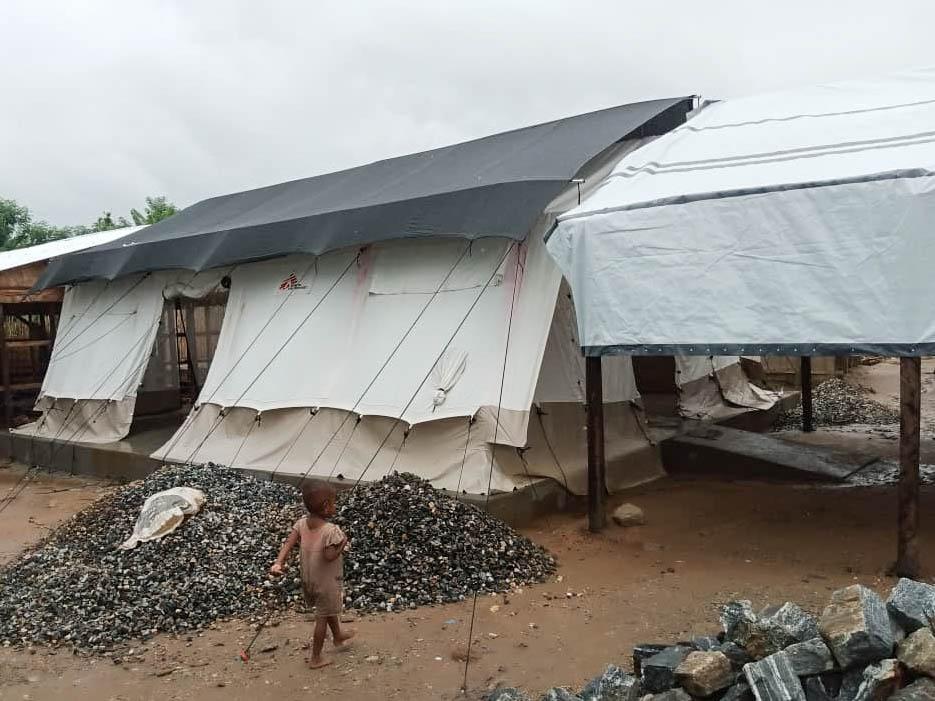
[{"x1": 38, "y1": 97, "x2": 692, "y2": 288}]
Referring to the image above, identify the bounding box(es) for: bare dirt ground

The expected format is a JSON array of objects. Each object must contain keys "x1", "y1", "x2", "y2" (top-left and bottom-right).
[
  {"x1": 2, "y1": 359, "x2": 933, "y2": 701},
  {"x1": 1, "y1": 467, "x2": 930, "y2": 701},
  {"x1": 778, "y1": 358, "x2": 935, "y2": 462}
]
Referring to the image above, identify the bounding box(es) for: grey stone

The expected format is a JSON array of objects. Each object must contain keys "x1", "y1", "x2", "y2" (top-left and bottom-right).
[
  {"x1": 819, "y1": 585, "x2": 894, "y2": 669},
  {"x1": 783, "y1": 638, "x2": 835, "y2": 676},
  {"x1": 803, "y1": 678, "x2": 834, "y2": 701},
  {"x1": 540, "y1": 689, "x2": 582, "y2": 701},
  {"x1": 722, "y1": 601, "x2": 759, "y2": 647},
  {"x1": 642, "y1": 647, "x2": 692, "y2": 693},
  {"x1": 722, "y1": 683, "x2": 754, "y2": 701},
  {"x1": 892, "y1": 619, "x2": 907, "y2": 646},
  {"x1": 486, "y1": 689, "x2": 530, "y2": 701},
  {"x1": 898, "y1": 627, "x2": 935, "y2": 677},
  {"x1": 649, "y1": 691, "x2": 691, "y2": 701},
  {"x1": 891, "y1": 678, "x2": 935, "y2": 701},
  {"x1": 693, "y1": 636, "x2": 723, "y2": 652},
  {"x1": 612, "y1": 504, "x2": 645, "y2": 527},
  {"x1": 676, "y1": 651, "x2": 733, "y2": 697},
  {"x1": 745, "y1": 604, "x2": 820, "y2": 660},
  {"x1": 743, "y1": 651, "x2": 806, "y2": 701},
  {"x1": 837, "y1": 668, "x2": 865, "y2": 701},
  {"x1": 634, "y1": 645, "x2": 670, "y2": 677},
  {"x1": 851, "y1": 659, "x2": 900, "y2": 701},
  {"x1": 580, "y1": 665, "x2": 641, "y2": 701},
  {"x1": 720, "y1": 642, "x2": 753, "y2": 670},
  {"x1": 887, "y1": 578, "x2": 935, "y2": 634},
  {"x1": 760, "y1": 603, "x2": 820, "y2": 645}
]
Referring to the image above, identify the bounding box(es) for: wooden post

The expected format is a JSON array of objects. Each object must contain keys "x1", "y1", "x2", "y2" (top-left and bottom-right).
[
  {"x1": 0, "y1": 304, "x2": 11, "y2": 428},
  {"x1": 896, "y1": 356, "x2": 921, "y2": 578},
  {"x1": 586, "y1": 355, "x2": 606, "y2": 532},
  {"x1": 801, "y1": 356, "x2": 814, "y2": 433}
]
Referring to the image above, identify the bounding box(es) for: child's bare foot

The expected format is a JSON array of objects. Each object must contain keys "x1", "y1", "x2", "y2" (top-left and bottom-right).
[
  {"x1": 307, "y1": 656, "x2": 332, "y2": 669},
  {"x1": 333, "y1": 630, "x2": 356, "y2": 648}
]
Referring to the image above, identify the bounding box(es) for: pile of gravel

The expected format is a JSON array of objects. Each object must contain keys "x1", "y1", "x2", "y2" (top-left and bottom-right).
[
  {"x1": 0, "y1": 464, "x2": 302, "y2": 651},
  {"x1": 0, "y1": 465, "x2": 554, "y2": 651},
  {"x1": 774, "y1": 378, "x2": 899, "y2": 431},
  {"x1": 336, "y1": 472, "x2": 555, "y2": 612}
]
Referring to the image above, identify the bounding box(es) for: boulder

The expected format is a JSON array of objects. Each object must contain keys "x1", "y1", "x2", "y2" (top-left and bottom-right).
[
  {"x1": 634, "y1": 645, "x2": 670, "y2": 677},
  {"x1": 745, "y1": 604, "x2": 820, "y2": 659},
  {"x1": 612, "y1": 504, "x2": 645, "y2": 527},
  {"x1": 783, "y1": 638, "x2": 835, "y2": 676},
  {"x1": 649, "y1": 691, "x2": 691, "y2": 701},
  {"x1": 580, "y1": 665, "x2": 641, "y2": 701},
  {"x1": 819, "y1": 585, "x2": 894, "y2": 669},
  {"x1": 692, "y1": 636, "x2": 723, "y2": 652},
  {"x1": 723, "y1": 601, "x2": 759, "y2": 647},
  {"x1": 675, "y1": 651, "x2": 733, "y2": 697},
  {"x1": 743, "y1": 651, "x2": 806, "y2": 701},
  {"x1": 487, "y1": 689, "x2": 530, "y2": 701},
  {"x1": 887, "y1": 579, "x2": 935, "y2": 633},
  {"x1": 891, "y1": 678, "x2": 935, "y2": 701},
  {"x1": 720, "y1": 642, "x2": 754, "y2": 671},
  {"x1": 642, "y1": 647, "x2": 692, "y2": 693},
  {"x1": 898, "y1": 627, "x2": 935, "y2": 677},
  {"x1": 540, "y1": 689, "x2": 582, "y2": 701},
  {"x1": 838, "y1": 668, "x2": 866, "y2": 701},
  {"x1": 722, "y1": 683, "x2": 755, "y2": 701},
  {"x1": 851, "y1": 659, "x2": 900, "y2": 701},
  {"x1": 803, "y1": 678, "x2": 835, "y2": 701}
]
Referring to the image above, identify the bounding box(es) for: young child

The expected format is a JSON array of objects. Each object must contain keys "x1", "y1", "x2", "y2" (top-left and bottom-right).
[{"x1": 270, "y1": 483, "x2": 354, "y2": 668}]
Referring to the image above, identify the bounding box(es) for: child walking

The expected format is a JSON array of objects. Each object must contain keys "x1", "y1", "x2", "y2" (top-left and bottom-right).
[{"x1": 270, "y1": 483, "x2": 354, "y2": 669}]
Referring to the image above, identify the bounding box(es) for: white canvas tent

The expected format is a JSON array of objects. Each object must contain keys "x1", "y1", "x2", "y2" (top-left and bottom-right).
[
  {"x1": 151, "y1": 138, "x2": 666, "y2": 495},
  {"x1": 20, "y1": 100, "x2": 784, "y2": 494}
]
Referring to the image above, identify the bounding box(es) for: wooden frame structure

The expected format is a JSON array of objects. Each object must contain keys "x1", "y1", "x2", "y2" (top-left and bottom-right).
[{"x1": 0, "y1": 262, "x2": 62, "y2": 427}]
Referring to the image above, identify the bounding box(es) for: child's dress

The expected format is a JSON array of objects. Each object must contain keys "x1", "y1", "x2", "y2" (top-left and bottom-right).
[{"x1": 293, "y1": 517, "x2": 346, "y2": 617}]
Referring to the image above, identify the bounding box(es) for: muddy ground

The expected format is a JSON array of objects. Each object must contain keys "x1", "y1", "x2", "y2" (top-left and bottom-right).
[
  {"x1": 1, "y1": 464, "x2": 930, "y2": 701},
  {"x1": 2, "y1": 359, "x2": 933, "y2": 701}
]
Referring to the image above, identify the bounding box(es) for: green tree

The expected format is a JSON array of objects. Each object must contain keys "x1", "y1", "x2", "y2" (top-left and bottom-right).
[
  {"x1": 130, "y1": 196, "x2": 177, "y2": 226},
  {"x1": 0, "y1": 197, "x2": 87, "y2": 250},
  {"x1": 91, "y1": 211, "x2": 130, "y2": 232},
  {"x1": 0, "y1": 198, "x2": 30, "y2": 249}
]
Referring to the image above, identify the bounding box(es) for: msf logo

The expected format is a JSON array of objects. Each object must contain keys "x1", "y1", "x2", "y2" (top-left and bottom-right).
[{"x1": 278, "y1": 273, "x2": 306, "y2": 291}]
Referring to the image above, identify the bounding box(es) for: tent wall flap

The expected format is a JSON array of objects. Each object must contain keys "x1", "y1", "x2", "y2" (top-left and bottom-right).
[
  {"x1": 35, "y1": 98, "x2": 692, "y2": 288},
  {"x1": 547, "y1": 70, "x2": 935, "y2": 356}
]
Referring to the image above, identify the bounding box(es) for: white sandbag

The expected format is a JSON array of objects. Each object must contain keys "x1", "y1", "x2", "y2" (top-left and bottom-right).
[{"x1": 119, "y1": 487, "x2": 206, "y2": 550}]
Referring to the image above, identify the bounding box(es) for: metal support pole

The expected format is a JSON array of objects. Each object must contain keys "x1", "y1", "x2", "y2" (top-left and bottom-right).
[
  {"x1": 801, "y1": 356, "x2": 814, "y2": 433},
  {"x1": 896, "y1": 356, "x2": 921, "y2": 578},
  {"x1": 586, "y1": 355, "x2": 606, "y2": 532}
]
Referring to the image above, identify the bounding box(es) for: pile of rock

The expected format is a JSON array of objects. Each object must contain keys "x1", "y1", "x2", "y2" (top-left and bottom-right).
[
  {"x1": 336, "y1": 472, "x2": 555, "y2": 612},
  {"x1": 488, "y1": 579, "x2": 935, "y2": 701},
  {"x1": 774, "y1": 378, "x2": 899, "y2": 431},
  {"x1": 0, "y1": 465, "x2": 555, "y2": 652}
]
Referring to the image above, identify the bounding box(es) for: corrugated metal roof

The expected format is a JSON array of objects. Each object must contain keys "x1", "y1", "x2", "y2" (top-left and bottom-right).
[{"x1": 0, "y1": 226, "x2": 145, "y2": 275}]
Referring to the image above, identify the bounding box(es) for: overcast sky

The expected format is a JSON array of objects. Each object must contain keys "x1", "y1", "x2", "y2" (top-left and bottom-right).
[{"x1": 2, "y1": 1, "x2": 933, "y2": 225}]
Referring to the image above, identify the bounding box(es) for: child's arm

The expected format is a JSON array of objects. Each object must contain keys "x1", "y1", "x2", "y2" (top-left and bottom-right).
[
  {"x1": 270, "y1": 528, "x2": 300, "y2": 575},
  {"x1": 322, "y1": 535, "x2": 347, "y2": 562}
]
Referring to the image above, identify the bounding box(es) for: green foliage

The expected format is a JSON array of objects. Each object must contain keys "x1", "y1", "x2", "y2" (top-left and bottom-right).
[
  {"x1": 130, "y1": 196, "x2": 177, "y2": 226},
  {"x1": 0, "y1": 197, "x2": 87, "y2": 250},
  {"x1": 0, "y1": 198, "x2": 30, "y2": 249},
  {"x1": 0, "y1": 195, "x2": 178, "y2": 250},
  {"x1": 91, "y1": 212, "x2": 131, "y2": 232}
]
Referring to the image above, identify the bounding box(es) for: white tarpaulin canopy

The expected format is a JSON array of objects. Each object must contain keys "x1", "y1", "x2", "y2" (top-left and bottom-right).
[{"x1": 547, "y1": 69, "x2": 935, "y2": 356}]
